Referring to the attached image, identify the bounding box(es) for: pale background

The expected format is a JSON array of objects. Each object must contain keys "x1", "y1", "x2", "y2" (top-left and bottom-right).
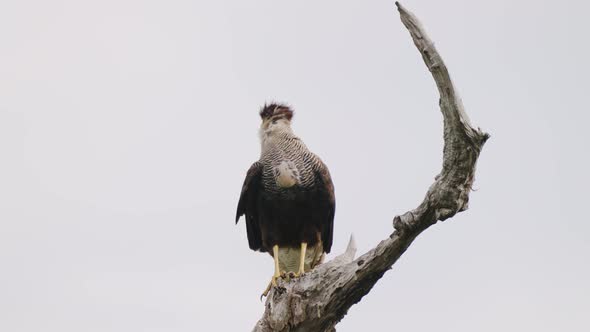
[{"x1": 1, "y1": 0, "x2": 588, "y2": 331}]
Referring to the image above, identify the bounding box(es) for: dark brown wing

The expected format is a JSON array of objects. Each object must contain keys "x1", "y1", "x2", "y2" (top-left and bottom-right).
[
  {"x1": 236, "y1": 162, "x2": 263, "y2": 251},
  {"x1": 314, "y1": 161, "x2": 335, "y2": 253}
]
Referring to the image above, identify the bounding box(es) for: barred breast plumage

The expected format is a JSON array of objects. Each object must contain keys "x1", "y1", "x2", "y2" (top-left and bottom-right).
[{"x1": 260, "y1": 132, "x2": 322, "y2": 193}]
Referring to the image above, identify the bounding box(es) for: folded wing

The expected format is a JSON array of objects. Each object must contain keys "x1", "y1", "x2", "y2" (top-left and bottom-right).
[{"x1": 236, "y1": 162, "x2": 263, "y2": 251}]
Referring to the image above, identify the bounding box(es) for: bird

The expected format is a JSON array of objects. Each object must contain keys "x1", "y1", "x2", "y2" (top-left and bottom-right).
[{"x1": 236, "y1": 103, "x2": 335, "y2": 297}]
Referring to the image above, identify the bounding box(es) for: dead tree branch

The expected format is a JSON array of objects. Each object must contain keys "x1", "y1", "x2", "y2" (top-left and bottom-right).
[{"x1": 252, "y1": 2, "x2": 490, "y2": 331}]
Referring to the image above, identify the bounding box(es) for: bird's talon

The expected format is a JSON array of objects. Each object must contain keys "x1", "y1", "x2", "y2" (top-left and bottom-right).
[{"x1": 261, "y1": 282, "x2": 272, "y2": 299}]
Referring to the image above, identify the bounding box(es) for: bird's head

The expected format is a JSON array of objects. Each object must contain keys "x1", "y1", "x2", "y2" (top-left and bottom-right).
[{"x1": 259, "y1": 103, "x2": 294, "y2": 139}]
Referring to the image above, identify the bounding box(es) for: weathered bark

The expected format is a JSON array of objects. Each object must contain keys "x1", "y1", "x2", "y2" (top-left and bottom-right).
[{"x1": 252, "y1": 2, "x2": 490, "y2": 331}]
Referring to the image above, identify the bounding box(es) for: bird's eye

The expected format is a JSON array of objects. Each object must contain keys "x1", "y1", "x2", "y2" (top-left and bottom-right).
[{"x1": 272, "y1": 119, "x2": 277, "y2": 124}]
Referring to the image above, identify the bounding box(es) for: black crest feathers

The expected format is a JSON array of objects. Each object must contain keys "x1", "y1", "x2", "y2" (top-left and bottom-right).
[{"x1": 259, "y1": 103, "x2": 294, "y2": 121}]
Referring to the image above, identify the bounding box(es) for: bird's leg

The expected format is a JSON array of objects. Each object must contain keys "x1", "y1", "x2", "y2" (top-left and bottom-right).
[
  {"x1": 295, "y1": 242, "x2": 307, "y2": 277},
  {"x1": 261, "y1": 245, "x2": 281, "y2": 298},
  {"x1": 272, "y1": 244, "x2": 281, "y2": 282}
]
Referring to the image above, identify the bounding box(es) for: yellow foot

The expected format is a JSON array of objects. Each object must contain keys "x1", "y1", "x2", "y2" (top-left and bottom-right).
[
  {"x1": 260, "y1": 271, "x2": 283, "y2": 299},
  {"x1": 294, "y1": 268, "x2": 305, "y2": 278},
  {"x1": 261, "y1": 244, "x2": 286, "y2": 299},
  {"x1": 260, "y1": 283, "x2": 271, "y2": 300}
]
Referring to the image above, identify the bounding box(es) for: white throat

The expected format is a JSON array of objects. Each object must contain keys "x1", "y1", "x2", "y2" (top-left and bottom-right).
[{"x1": 259, "y1": 120, "x2": 293, "y2": 150}]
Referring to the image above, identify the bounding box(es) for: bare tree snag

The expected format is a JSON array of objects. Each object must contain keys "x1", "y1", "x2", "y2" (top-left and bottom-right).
[{"x1": 252, "y1": 2, "x2": 490, "y2": 331}]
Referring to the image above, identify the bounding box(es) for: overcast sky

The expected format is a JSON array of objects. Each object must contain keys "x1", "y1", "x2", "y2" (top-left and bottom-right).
[{"x1": 1, "y1": 0, "x2": 589, "y2": 331}]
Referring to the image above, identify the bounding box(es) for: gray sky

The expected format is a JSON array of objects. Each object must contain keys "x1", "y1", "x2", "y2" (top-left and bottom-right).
[{"x1": 1, "y1": 0, "x2": 589, "y2": 331}]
